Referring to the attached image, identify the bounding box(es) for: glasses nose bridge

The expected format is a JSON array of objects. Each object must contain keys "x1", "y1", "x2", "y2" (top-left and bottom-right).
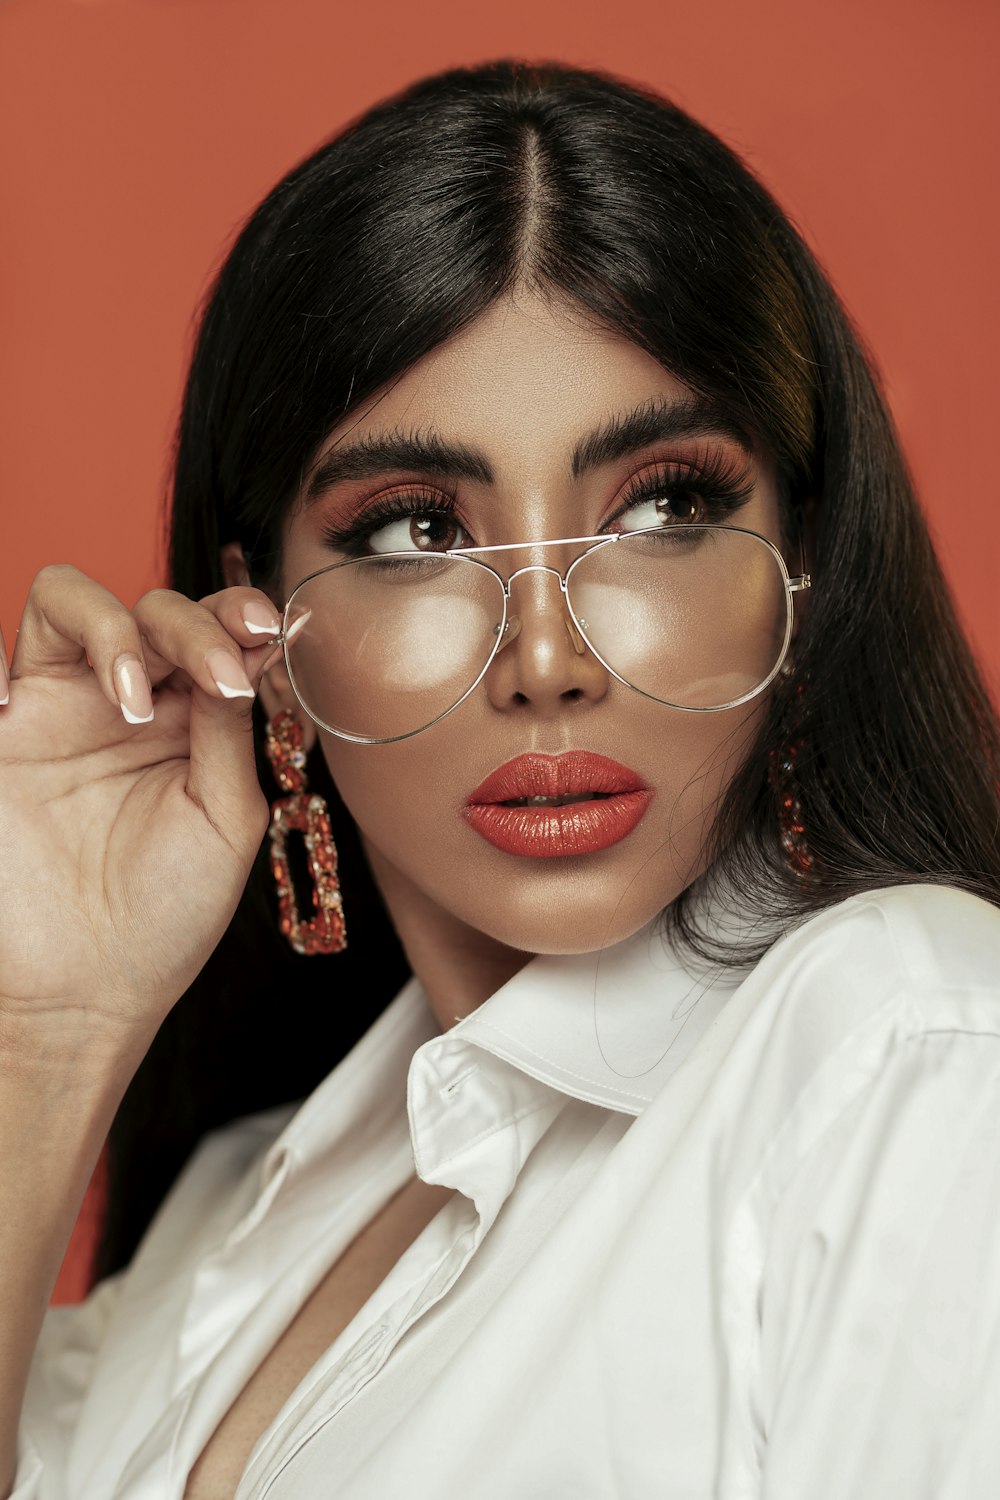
[
  {"x1": 503, "y1": 560, "x2": 569, "y2": 597},
  {"x1": 497, "y1": 558, "x2": 588, "y2": 660}
]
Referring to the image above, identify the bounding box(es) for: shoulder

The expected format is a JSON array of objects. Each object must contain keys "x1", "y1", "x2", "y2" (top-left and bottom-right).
[
  {"x1": 702, "y1": 885, "x2": 1000, "y2": 1180},
  {"x1": 752, "y1": 904, "x2": 1000, "y2": 1497},
  {"x1": 748, "y1": 881, "x2": 1000, "y2": 1040}
]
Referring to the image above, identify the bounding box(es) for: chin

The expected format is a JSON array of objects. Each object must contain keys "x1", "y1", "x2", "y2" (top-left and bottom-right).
[{"x1": 454, "y1": 885, "x2": 675, "y2": 958}]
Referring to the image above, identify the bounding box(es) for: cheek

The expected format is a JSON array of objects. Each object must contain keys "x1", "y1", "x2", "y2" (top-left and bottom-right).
[
  {"x1": 316, "y1": 695, "x2": 768, "y2": 954},
  {"x1": 650, "y1": 699, "x2": 766, "y2": 851},
  {"x1": 320, "y1": 695, "x2": 765, "y2": 861},
  {"x1": 318, "y1": 732, "x2": 457, "y2": 841},
  {"x1": 682, "y1": 697, "x2": 768, "y2": 787}
]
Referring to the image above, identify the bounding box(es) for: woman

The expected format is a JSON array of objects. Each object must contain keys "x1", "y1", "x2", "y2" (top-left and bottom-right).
[{"x1": 2, "y1": 58, "x2": 998, "y2": 1500}]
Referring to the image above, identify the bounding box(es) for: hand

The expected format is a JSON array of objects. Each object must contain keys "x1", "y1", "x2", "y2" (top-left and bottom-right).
[{"x1": 0, "y1": 565, "x2": 284, "y2": 1062}]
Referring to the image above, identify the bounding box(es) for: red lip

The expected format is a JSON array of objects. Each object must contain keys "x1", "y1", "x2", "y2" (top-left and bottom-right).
[{"x1": 463, "y1": 751, "x2": 653, "y2": 858}]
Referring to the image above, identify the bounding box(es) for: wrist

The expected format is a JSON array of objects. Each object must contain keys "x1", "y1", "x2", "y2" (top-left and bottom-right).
[{"x1": 0, "y1": 1003, "x2": 155, "y2": 1099}]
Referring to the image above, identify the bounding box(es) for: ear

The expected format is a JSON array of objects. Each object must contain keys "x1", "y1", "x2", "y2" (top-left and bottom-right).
[
  {"x1": 218, "y1": 540, "x2": 318, "y2": 755},
  {"x1": 219, "y1": 539, "x2": 252, "y2": 589}
]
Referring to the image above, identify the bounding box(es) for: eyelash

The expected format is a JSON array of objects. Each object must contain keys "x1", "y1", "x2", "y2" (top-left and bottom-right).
[
  {"x1": 604, "y1": 450, "x2": 756, "y2": 531},
  {"x1": 319, "y1": 449, "x2": 756, "y2": 557}
]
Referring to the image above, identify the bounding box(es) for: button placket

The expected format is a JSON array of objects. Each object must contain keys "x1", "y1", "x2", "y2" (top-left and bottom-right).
[
  {"x1": 239, "y1": 1200, "x2": 483, "y2": 1500},
  {"x1": 242, "y1": 1053, "x2": 564, "y2": 1500}
]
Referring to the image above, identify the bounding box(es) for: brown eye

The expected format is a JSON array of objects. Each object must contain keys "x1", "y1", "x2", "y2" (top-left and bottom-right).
[
  {"x1": 655, "y1": 493, "x2": 700, "y2": 522},
  {"x1": 410, "y1": 514, "x2": 463, "y2": 550}
]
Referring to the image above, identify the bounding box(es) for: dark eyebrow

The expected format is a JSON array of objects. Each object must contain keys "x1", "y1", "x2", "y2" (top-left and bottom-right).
[
  {"x1": 306, "y1": 429, "x2": 492, "y2": 500},
  {"x1": 570, "y1": 395, "x2": 753, "y2": 478},
  {"x1": 304, "y1": 395, "x2": 753, "y2": 504}
]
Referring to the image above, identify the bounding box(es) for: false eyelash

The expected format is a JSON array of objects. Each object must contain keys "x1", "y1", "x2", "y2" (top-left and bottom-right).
[
  {"x1": 608, "y1": 449, "x2": 756, "y2": 530},
  {"x1": 320, "y1": 488, "x2": 462, "y2": 556},
  {"x1": 319, "y1": 446, "x2": 757, "y2": 556}
]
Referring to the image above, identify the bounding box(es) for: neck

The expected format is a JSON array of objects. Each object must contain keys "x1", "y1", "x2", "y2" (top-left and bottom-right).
[{"x1": 362, "y1": 837, "x2": 533, "y2": 1031}]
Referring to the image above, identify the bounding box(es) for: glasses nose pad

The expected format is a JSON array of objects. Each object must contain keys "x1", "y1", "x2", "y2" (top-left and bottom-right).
[
  {"x1": 494, "y1": 606, "x2": 593, "y2": 666},
  {"x1": 495, "y1": 601, "x2": 589, "y2": 657},
  {"x1": 565, "y1": 615, "x2": 587, "y2": 655},
  {"x1": 495, "y1": 614, "x2": 522, "y2": 654}
]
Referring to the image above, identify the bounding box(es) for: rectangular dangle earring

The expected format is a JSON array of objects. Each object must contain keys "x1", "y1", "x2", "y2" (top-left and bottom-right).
[
  {"x1": 264, "y1": 708, "x2": 348, "y2": 955},
  {"x1": 769, "y1": 662, "x2": 818, "y2": 887}
]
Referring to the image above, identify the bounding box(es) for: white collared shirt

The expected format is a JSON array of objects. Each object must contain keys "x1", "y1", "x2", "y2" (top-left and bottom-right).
[{"x1": 13, "y1": 882, "x2": 1000, "y2": 1499}]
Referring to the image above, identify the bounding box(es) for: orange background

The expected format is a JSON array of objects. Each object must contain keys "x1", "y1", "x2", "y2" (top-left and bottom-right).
[{"x1": 1, "y1": 0, "x2": 997, "y2": 1301}]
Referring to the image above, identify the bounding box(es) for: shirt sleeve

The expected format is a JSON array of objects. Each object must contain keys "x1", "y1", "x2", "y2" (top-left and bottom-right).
[
  {"x1": 10, "y1": 1272, "x2": 124, "y2": 1500},
  {"x1": 757, "y1": 1024, "x2": 1000, "y2": 1500}
]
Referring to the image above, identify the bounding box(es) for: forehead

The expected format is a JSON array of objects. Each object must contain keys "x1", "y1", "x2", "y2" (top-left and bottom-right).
[{"x1": 316, "y1": 290, "x2": 699, "y2": 480}]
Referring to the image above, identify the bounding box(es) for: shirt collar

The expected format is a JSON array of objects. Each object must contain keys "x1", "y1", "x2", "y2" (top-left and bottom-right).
[
  {"x1": 258, "y1": 866, "x2": 778, "y2": 1203},
  {"x1": 444, "y1": 876, "x2": 759, "y2": 1117}
]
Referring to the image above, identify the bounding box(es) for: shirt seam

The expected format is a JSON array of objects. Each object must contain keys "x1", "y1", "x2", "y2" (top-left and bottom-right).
[
  {"x1": 461, "y1": 1016, "x2": 650, "y2": 1106},
  {"x1": 247, "y1": 1212, "x2": 482, "y2": 1498},
  {"x1": 739, "y1": 1016, "x2": 1000, "y2": 1459},
  {"x1": 854, "y1": 889, "x2": 998, "y2": 999},
  {"x1": 741, "y1": 998, "x2": 1000, "y2": 1269}
]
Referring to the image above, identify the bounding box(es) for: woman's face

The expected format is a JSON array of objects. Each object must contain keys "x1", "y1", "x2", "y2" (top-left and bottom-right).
[{"x1": 274, "y1": 290, "x2": 785, "y2": 955}]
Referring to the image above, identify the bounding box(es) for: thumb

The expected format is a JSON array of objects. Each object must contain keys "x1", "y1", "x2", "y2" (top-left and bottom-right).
[{"x1": 184, "y1": 659, "x2": 270, "y2": 856}]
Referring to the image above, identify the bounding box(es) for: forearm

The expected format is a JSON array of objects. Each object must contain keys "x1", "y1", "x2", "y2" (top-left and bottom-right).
[{"x1": 0, "y1": 1020, "x2": 144, "y2": 1497}]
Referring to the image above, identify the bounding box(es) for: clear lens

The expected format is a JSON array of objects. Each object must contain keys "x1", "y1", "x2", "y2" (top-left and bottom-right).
[
  {"x1": 283, "y1": 552, "x2": 506, "y2": 742},
  {"x1": 566, "y1": 526, "x2": 790, "y2": 710},
  {"x1": 282, "y1": 527, "x2": 792, "y2": 742}
]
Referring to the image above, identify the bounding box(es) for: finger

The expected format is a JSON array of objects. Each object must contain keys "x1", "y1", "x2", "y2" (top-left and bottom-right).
[
  {"x1": 133, "y1": 587, "x2": 281, "y2": 698},
  {"x1": 131, "y1": 587, "x2": 267, "y2": 703},
  {"x1": 183, "y1": 675, "x2": 270, "y2": 856},
  {"x1": 138, "y1": 585, "x2": 282, "y2": 685},
  {"x1": 199, "y1": 586, "x2": 283, "y2": 645},
  {"x1": 0, "y1": 623, "x2": 9, "y2": 706},
  {"x1": 11, "y1": 565, "x2": 119, "y2": 678},
  {"x1": 178, "y1": 591, "x2": 290, "y2": 853},
  {"x1": 10, "y1": 564, "x2": 157, "y2": 724}
]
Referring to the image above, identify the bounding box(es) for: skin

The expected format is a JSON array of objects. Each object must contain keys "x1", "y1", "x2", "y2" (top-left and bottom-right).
[
  {"x1": 224, "y1": 288, "x2": 792, "y2": 1030},
  {"x1": 0, "y1": 288, "x2": 798, "y2": 1491}
]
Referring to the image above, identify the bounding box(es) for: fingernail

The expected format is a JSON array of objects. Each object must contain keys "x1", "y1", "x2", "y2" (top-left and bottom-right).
[
  {"x1": 242, "y1": 601, "x2": 281, "y2": 636},
  {"x1": 114, "y1": 657, "x2": 154, "y2": 724},
  {"x1": 206, "y1": 648, "x2": 255, "y2": 699},
  {"x1": 0, "y1": 656, "x2": 9, "y2": 706}
]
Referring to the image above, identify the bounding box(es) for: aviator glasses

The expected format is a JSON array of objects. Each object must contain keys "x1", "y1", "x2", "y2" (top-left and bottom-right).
[{"x1": 274, "y1": 524, "x2": 812, "y2": 744}]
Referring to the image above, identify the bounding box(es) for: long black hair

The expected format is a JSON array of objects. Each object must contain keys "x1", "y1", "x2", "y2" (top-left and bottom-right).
[{"x1": 94, "y1": 59, "x2": 1000, "y2": 1282}]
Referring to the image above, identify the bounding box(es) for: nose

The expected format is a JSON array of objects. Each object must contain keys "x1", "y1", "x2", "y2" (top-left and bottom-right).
[{"x1": 483, "y1": 563, "x2": 610, "y2": 718}]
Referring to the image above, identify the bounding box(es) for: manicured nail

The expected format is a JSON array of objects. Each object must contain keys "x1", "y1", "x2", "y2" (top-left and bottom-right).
[
  {"x1": 242, "y1": 601, "x2": 281, "y2": 636},
  {"x1": 0, "y1": 657, "x2": 8, "y2": 706},
  {"x1": 114, "y1": 657, "x2": 154, "y2": 724},
  {"x1": 206, "y1": 648, "x2": 255, "y2": 699}
]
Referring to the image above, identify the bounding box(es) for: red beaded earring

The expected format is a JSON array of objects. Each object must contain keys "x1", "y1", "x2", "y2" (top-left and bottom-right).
[
  {"x1": 263, "y1": 708, "x2": 347, "y2": 955},
  {"x1": 768, "y1": 665, "x2": 817, "y2": 885}
]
